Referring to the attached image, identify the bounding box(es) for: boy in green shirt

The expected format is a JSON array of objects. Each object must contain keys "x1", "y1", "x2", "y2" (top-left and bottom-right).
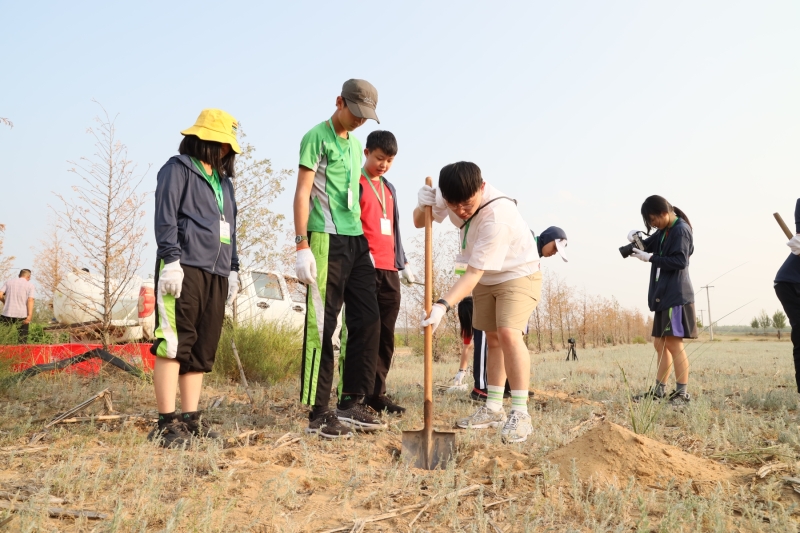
[{"x1": 294, "y1": 79, "x2": 385, "y2": 438}]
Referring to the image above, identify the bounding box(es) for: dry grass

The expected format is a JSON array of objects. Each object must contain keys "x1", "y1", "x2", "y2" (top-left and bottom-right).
[{"x1": 0, "y1": 339, "x2": 798, "y2": 531}]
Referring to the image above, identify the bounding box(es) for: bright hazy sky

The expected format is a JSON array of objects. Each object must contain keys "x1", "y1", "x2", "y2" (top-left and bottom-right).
[{"x1": 2, "y1": 1, "x2": 798, "y2": 325}]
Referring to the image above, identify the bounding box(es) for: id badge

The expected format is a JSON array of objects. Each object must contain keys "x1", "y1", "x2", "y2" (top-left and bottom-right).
[
  {"x1": 655, "y1": 267, "x2": 661, "y2": 282},
  {"x1": 454, "y1": 254, "x2": 468, "y2": 276},
  {"x1": 380, "y1": 217, "x2": 391, "y2": 235},
  {"x1": 220, "y1": 220, "x2": 231, "y2": 245},
  {"x1": 347, "y1": 188, "x2": 353, "y2": 210}
]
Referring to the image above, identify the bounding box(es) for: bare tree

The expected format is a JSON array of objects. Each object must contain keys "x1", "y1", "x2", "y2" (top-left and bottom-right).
[
  {"x1": 54, "y1": 102, "x2": 149, "y2": 347},
  {"x1": 232, "y1": 128, "x2": 293, "y2": 273},
  {"x1": 0, "y1": 224, "x2": 15, "y2": 281},
  {"x1": 0, "y1": 118, "x2": 12, "y2": 129},
  {"x1": 32, "y1": 220, "x2": 74, "y2": 305}
]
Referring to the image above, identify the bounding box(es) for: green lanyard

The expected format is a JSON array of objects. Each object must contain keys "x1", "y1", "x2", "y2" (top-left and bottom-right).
[
  {"x1": 362, "y1": 169, "x2": 387, "y2": 217},
  {"x1": 191, "y1": 157, "x2": 224, "y2": 214},
  {"x1": 327, "y1": 119, "x2": 352, "y2": 186},
  {"x1": 659, "y1": 216, "x2": 679, "y2": 255},
  {"x1": 462, "y1": 221, "x2": 471, "y2": 250}
]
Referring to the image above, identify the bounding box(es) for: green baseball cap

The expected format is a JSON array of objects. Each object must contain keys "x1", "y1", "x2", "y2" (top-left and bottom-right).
[{"x1": 341, "y1": 79, "x2": 380, "y2": 123}]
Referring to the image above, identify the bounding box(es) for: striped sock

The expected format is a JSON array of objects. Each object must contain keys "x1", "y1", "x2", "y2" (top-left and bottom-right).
[
  {"x1": 486, "y1": 385, "x2": 504, "y2": 412},
  {"x1": 511, "y1": 390, "x2": 528, "y2": 414}
]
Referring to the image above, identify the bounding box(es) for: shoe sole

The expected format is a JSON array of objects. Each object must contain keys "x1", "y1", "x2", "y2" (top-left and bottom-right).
[
  {"x1": 305, "y1": 427, "x2": 353, "y2": 439},
  {"x1": 456, "y1": 419, "x2": 506, "y2": 430},
  {"x1": 336, "y1": 416, "x2": 387, "y2": 431}
]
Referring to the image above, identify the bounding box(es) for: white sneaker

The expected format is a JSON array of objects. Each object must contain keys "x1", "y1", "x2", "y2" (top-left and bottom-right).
[
  {"x1": 456, "y1": 406, "x2": 507, "y2": 429},
  {"x1": 446, "y1": 383, "x2": 469, "y2": 393},
  {"x1": 501, "y1": 410, "x2": 532, "y2": 443}
]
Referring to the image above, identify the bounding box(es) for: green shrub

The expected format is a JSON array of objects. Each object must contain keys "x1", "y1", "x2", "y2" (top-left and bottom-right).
[
  {"x1": 213, "y1": 321, "x2": 302, "y2": 385},
  {"x1": 631, "y1": 335, "x2": 647, "y2": 345}
]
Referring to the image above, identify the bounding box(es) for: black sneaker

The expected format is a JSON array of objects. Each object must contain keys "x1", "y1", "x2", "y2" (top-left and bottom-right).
[
  {"x1": 147, "y1": 420, "x2": 193, "y2": 449},
  {"x1": 366, "y1": 395, "x2": 406, "y2": 415},
  {"x1": 668, "y1": 390, "x2": 691, "y2": 405},
  {"x1": 632, "y1": 388, "x2": 666, "y2": 403},
  {"x1": 336, "y1": 403, "x2": 387, "y2": 431},
  {"x1": 182, "y1": 411, "x2": 221, "y2": 440},
  {"x1": 306, "y1": 410, "x2": 353, "y2": 439},
  {"x1": 470, "y1": 388, "x2": 488, "y2": 403}
]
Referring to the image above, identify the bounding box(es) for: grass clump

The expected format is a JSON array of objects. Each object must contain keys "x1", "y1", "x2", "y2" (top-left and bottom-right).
[
  {"x1": 213, "y1": 321, "x2": 302, "y2": 384},
  {"x1": 631, "y1": 335, "x2": 647, "y2": 344}
]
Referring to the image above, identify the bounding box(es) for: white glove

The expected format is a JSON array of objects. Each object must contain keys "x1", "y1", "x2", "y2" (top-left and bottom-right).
[
  {"x1": 226, "y1": 271, "x2": 240, "y2": 306},
  {"x1": 631, "y1": 248, "x2": 652, "y2": 262},
  {"x1": 399, "y1": 264, "x2": 416, "y2": 286},
  {"x1": 417, "y1": 185, "x2": 437, "y2": 209},
  {"x1": 295, "y1": 248, "x2": 317, "y2": 285},
  {"x1": 627, "y1": 230, "x2": 639, "y2": 243},
  {"x1": 159, "y1": 261, "x2": 184, "y2": 299},
  {"x1": 787, "y1": 235, "x2": 800, "y2": 255},
  {"x1": 421, "y1": 303, "x2": 447, "y2": 333},
  {"x1": 452, "y1": 369, "x2": 467, "y2": 386}
]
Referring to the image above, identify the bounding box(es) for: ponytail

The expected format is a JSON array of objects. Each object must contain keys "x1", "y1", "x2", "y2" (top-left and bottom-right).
[
  {"x1": 457, "y1": 296, "x2": 474, "y2": 340},
  {"x1": 672, "y1": 207, "x2": 692, "y2": 231}
]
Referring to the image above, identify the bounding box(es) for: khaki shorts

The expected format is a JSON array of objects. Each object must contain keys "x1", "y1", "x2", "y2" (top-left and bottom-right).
[{"x1": 472, "y1": 271, "x2": 542, "y2": 332}]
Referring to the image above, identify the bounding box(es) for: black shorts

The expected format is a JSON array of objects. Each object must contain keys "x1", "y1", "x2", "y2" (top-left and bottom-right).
[
  {"x1": 151, "y1": 262, "x2": 228, "y2": 374},
  {"x1": 652, "y1": 303, "x2": 698, "y2": 339}
]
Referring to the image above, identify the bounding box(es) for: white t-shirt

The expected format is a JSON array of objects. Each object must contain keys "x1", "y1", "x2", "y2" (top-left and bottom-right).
[
  {"x1": 0, "y1": 277, "x2": 36, "y2": 318},
  {"x1": 432, "y1": 183, "x2": 540, "y2": 285}
]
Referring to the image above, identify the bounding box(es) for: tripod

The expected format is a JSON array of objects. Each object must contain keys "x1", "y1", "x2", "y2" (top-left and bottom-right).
[{"x1": 565, "y1": 338, "x2": 578, "y2": 361}]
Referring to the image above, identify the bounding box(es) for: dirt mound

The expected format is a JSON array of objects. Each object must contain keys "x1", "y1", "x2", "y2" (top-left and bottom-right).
[{"x1": 545, "y1": 420, "x2": 741, "y2": 487}]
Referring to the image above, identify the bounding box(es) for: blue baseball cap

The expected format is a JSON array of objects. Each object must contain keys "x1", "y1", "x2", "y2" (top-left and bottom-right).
[{"x1": 537, "y1": 226, "x2": 568, "y2": 262}]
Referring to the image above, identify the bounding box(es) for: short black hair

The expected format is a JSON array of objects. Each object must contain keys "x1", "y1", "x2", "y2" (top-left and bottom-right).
[
  {"x1": 179, "y1": 135, "x2": 236, "y2": 178},
  {"x1": 19, "y1": 269, "x2": 31, "y2": 277},
  {"x1": 640, "y1": 195, "x2": 692, "y2": 233},
  {"x1": 438, "y1": 162, "x2": 483, "y2": 204},
  {"x1": 365, "y1": 130, "x2": 398, "y2": 156}
]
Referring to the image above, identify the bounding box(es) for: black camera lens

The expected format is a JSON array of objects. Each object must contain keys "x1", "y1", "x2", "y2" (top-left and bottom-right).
[{"x1": 619, "y1": 243, "x2": 635, "y2": 258}]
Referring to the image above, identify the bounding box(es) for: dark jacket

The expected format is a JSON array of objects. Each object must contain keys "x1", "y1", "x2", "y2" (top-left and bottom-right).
[
  {"x1": 358, "y1": 176, "x2": 408, "y2": 270},
  {"x1": 775, "y1": 199, "x2": 800, "y2": 285},
  {"x1": 641, "y1": 218, "x2": 694, "y2": 312},
  {"x1": 154, "y1": 155, "x2": 239, "y2": 276}
]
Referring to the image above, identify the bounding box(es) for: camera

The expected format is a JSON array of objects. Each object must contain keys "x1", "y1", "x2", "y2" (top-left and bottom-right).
[
  {"x1": 619, "y1": 231, "x2": 645, "y2": 259},
  {"x1": 568, "y1": 337, "x2": 576, "y2": 345}
]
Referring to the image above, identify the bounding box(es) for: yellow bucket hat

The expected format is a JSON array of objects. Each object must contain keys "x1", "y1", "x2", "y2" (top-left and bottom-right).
[{"x1": 181, "y1": 109, "x2": 242, "y2": 154}]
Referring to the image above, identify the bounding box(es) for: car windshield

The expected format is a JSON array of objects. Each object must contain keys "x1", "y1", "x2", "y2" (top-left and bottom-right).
[{"x1": 251, "y1": 272, "x2": 283, "y2": 300}]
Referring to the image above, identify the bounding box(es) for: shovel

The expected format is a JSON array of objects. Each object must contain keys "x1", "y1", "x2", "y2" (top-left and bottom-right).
[{"x1": 401, "y1": 177, "x2": 456, "y2": 470}]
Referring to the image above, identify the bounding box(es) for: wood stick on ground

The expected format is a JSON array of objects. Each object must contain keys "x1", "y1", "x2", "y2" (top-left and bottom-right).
[
  {"x1": 409, "y1": 491, "x2": 442, "y2": 526},
  {"x1": 230, "y1": 339, "x2": 254, "y2": 404},
  {"x1": 484, "y1": 497, "x2": 516, "y2": 509},
  {"x1": 348, "y1": 519, "x2": 365, "y2": 533},
  {"x1": 55, "y1": 414, "x2": 130, "y2": 424},
  {"x1": 44, "y1": 388, "x2": 111, "y2": 428},
  {"x1": 0, "y1": 490, "x2": 64, "y2": 505},
  {"x1": 0, "y1": 500, "x2": 107, "y2": 520},
  {"x1": 0, "y1": 515, "x2": 13, "y2": 527},
  {"x1": 488, "y1": 518, "x2": 505, "y2": 533},
  {"x1": 0, "y1": 446, "x2": 48, "y2": 456},
  {"x1": 757, "y1": 462, "x2": 788, "y2": 478}
]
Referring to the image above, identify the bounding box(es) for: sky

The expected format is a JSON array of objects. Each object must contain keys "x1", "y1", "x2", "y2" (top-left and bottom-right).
[{"x1": 1, "y1": 1, "x2": 798, "y2": 326}]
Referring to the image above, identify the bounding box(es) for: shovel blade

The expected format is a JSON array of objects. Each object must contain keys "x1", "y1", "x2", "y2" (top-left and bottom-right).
[{"x1": 401, "y1": 429, "x2": 456, "y2": 470}]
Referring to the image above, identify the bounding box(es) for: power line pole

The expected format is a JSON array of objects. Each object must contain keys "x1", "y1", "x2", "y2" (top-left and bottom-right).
[
  {"x1": 701, "y1": 286, "x2": 714, "y2": 340},
  {"x1": 698, "y1": 309, "x2": 705, "y2": 328}
]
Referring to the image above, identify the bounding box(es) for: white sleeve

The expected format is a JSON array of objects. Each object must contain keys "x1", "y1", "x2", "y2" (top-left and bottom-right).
[
  {"x1": 468, "y1": 222, "x2": 512, "y2": 271},
  {"x1": 29, "y1": 284, "x2": 36, "y2": 299}
]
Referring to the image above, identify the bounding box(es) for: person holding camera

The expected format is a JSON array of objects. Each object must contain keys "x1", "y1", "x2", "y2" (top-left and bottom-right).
[{"x1": 626, "y1": 195, "x2": 696, "y2": 405}]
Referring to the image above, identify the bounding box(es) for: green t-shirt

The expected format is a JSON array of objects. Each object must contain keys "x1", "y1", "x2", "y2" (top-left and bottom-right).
[
  {"x1": 298, "y1": 120, "x2": 363, "y2": 235},
  {"x1": 190, "y1": 157, "x2": 224, "y2": 213}
]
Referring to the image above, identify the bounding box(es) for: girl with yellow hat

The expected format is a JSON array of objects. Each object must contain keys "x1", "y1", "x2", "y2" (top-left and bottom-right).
[{"x1": 148, "y1": 109, "x2": 241, "y2": 448}]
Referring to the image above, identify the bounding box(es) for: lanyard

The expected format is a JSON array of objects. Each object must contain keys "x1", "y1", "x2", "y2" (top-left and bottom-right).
[
  {"x1": 362, "y1": 169, "x2": 387, "y2": 217},
  {"x1": 191, "y1": 157, "x2": 224, "y2": 214},
  {"x1": 458, "y1": 196, "x2": 517, "y2": 250},
  {"x1": 327, "y1": 119, "x2": 352, "y2": 185},
  {"x1": 658, "y1": 216, "x2": 679, "y2": 255}
]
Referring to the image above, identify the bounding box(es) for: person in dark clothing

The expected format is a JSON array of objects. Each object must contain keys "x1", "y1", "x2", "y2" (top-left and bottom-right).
[
  {"x1": 774, "y1": 198, "x2": 800, "y2": 394},
  {"x1": 627, "y1": 195, "x2": 697, "y2": 405},
  {"x1": 149, "y1": 109, "x2": 242, "y2": 448}
]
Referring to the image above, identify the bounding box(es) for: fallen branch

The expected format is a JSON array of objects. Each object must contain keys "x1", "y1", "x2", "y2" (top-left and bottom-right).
[
  {"x1": 0, "y1": 446, "x2": 48, "y2": 456},
  {"x1": 488, "y1": 518, "x2": 504, "y2": 533},
  {"x1": 53, "y1": 414, "x2": 131, "y2": 425},
  {"x1": 757, "y1": 462, "x2": 788, "y2": 478},
  {"x1": 44, "y1": 389, "x2": 112, "y2": 428},
  {"x1": 0, "y1": 490, "x2": 63, "y2": 505},
  {"x1": 409, "y1": 491, "x2": 442, "y2": 526},
  {"x1": 484, "y1": 497, "x2": 516, "y2": 509},
  {"x1": 0, "y1": 500, "x2": 107, "y2": 520}
]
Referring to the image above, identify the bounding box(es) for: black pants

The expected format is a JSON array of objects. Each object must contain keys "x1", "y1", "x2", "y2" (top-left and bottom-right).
[
  {"x1": 1, "y1": 316, "x2": 29, "y2": 344},
  {"x1": 301, "y1": 233, "x2": 380, "y2": 408},
  {"x1": 472, "y1": 328, "x2": 510, "y2": 392},
  {"x1": 372, "y1": 269, "x2": 401, "y2": 397},
  {"x1": 775, "y1": 282, "x2": 800, "y2": 393},
  {"x1": 151, "y1": 262, "x2": 228, "y2": 375}
]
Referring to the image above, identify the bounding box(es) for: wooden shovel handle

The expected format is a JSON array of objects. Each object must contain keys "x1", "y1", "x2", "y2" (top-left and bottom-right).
[
  {"x1": 774, "y1": 212, "x2": 793, "y2": 240},
  {"x1": 424, "y1": 177, "x2": 433, "y2": 431}
]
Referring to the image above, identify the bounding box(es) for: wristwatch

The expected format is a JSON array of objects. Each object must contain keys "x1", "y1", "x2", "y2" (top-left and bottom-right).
[
  {"x1": 295, "y1": 235, "x2": 308, "y2": 244},
  {"x1": 435, "y1": 298, "x2": 451, "y2": 312}
]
